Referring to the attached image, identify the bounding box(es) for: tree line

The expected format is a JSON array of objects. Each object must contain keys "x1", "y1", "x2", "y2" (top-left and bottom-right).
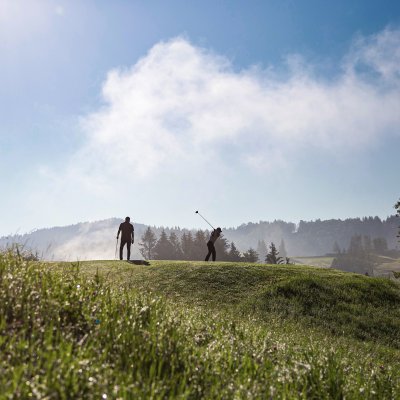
[
  {"x1": 331, "y1": 234, "x2": 396, "y2": 275},
  {"x1": 138, "y1": 227, "x2": 290, "y2": 264},
  {"x1": 228, "y1": 215, "x2": 399, "y2": 256},
  {"x1": 139, "y1": 227, "x2": 259, "y2": 262},
  {"x1": 2, "y1": 212, "x2": 398, "y2": 261}
]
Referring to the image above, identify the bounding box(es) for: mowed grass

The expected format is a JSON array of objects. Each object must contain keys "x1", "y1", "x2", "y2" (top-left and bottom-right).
[
  {"x1": 291, "y1": 256, "x2": 334, "y2": 268},
  {"x1": 1, "y1": 255, "x2": 400, "y2": 399},
  {"x1": 375, "y1": 256, "x2": 400, "y2": 276},
  {"x1": 291, "y1": 255, "x2": 400, "y2": 278}
]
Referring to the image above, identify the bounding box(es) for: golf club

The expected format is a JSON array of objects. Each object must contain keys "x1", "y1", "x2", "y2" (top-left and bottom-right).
[{"x1": 195, "y1": 210, "x2": 215, "y2": 230}]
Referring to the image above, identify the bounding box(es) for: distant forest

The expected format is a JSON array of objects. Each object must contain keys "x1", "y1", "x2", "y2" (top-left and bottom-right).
[
  {"x1": 138, "y1": 228, "x2": 259, "y2": 262},
  {"x1": 138, "y1": 216, "x2": 399, "y2": 262},
  {"x1": 225, "y1": 216, "x2": 399, "y2": 256},
  {"x1": 0, "y1": 215, "x2": 398, "y2": 261}
]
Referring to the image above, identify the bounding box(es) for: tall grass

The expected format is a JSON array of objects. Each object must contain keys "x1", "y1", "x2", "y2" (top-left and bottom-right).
[{"x1": 1, "y1": 253, "x2": 400, "y2": 398}]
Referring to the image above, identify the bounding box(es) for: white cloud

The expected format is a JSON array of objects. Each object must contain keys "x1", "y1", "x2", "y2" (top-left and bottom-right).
[
  {"x1": 33, "y1": 27, "x2": 400, "y2": 226},
  {"x1": 345, "y1": 27, "x2": 400, "y2": 84},
  {"x1": 69, "y1": 29, "x2": 400, "y2": 185}
]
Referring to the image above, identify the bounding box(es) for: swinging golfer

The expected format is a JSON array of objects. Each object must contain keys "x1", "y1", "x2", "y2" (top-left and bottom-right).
[
  {"x1": 205, "y1": 227, "x2": 222, "y2": 261},
  {"x1": 117, "y1": 217, "x2": 134, "y2": 260}
]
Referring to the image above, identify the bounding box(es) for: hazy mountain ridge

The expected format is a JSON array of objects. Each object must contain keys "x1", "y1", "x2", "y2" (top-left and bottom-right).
[
  {"x1": 229, "y1": 216, "x2": 399, "y2": 256},
  {"x1": 0, "y1": 219, "x2": 186, "y2": 261},
  {"x1": 1, "y1": 215, "x2": 398, "y2": 261}
]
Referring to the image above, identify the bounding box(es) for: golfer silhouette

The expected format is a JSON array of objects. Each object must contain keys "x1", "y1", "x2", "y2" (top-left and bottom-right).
[
  {"x1": 117, "y1": 217, "x2": 134, "y2": 260},
  {"x1": 205, "y1": 227, "x2": 222, "y2": 261}
]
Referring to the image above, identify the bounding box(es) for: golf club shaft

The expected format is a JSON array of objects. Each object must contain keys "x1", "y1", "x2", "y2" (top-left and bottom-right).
[{"x1": 196, "y1": 212, "x2": 215, "y2": 230}]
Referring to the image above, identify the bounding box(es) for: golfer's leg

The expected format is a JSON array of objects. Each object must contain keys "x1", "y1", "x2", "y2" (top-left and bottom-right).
[
  {"x1": 120, "y1": 240, "x2": 125, "y2": 260},
  {"x1": 212, "y1": 244, "x2": 216, "y2": 261},
  {"x1": 205, "y1": 242, "x2": 212, "y2": 261},
  {"x1": 127, "y1": 242, "x2": 131, "y2": 260}
]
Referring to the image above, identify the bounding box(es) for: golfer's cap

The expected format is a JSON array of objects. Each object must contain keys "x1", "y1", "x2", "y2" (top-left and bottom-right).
[{"x1": 216, "y1": 227, "x2": 222, "y2": 232}]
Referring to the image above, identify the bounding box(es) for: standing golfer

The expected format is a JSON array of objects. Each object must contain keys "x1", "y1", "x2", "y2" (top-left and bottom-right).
[
  {"x1": 117, "y1": 217, "x2": 134, "y2": 260},
  {"x1": 205, "y1": 227, "x2": 222, "y2": 261}
]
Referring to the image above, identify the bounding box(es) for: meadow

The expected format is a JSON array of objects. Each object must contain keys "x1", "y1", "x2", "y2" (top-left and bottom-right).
[{"x1": 1, "y1": 252, "x2": 400, "y2": 399}]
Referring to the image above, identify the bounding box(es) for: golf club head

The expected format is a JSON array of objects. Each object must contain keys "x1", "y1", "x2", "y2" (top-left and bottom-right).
[{"x1": 195, "y1": 210, "x2": 198, "y2": 213}]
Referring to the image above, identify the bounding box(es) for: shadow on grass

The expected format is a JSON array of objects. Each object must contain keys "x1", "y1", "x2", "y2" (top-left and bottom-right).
[{"x1": 127, "y1": 260, "x2": 150, "y2": 266}]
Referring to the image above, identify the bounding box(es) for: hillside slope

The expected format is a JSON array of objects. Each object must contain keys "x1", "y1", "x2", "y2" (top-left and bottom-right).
[
  {"x1": 62, "y1": 260, "x2": 400, "y2": 348},
  {"x1": 2, "y1": 254, "x2": 400, "y2": 398}
]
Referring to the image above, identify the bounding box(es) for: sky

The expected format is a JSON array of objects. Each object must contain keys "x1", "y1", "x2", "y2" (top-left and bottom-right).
[{"x1": 1, "y1": 0, "x2": 400, "y2": 236}]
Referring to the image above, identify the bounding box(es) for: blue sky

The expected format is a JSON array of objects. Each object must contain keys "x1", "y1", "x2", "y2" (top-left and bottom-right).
[{"x1": 1, "y1": 0, "x2": 400, "y2": 236}]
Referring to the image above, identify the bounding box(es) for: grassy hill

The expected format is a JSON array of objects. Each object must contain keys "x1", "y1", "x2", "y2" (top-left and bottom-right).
[
  {"x1": 1, "y1": 254, "x2": 400, "y2": 398},
  {"x1": 66, "y1": 260, "x2": 400, "y2": 346},
  {"x1": 292, "y1": 255, "x2": 400, "y2": 277}
]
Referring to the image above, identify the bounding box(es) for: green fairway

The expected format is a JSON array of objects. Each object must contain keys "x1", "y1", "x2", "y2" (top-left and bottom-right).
[
  {"x1": 292, "y1": 255, "x2": 400, "y2": 278},
  {"x1": 291, "y1": 256, "x2": 334, "y2": 268},
  {"x1": 2, "y1": 254, "x2": 400, "y2": 399},
  {"x1": 374, "y1": 255, "x2": 400, "y2": 277}
]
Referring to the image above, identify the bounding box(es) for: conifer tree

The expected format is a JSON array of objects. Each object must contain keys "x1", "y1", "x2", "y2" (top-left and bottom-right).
[
  {"x1": 333, "y1": 241, "x2": 341, "y2": 254},
  {"x1": 348, "y1": 235, "x2": 363, "y2": 256},
  {"x1": 256, "y1": 240, "x2": 268, "y2": 263},
  {"x1": 278, "y1": 239, "x2": 287, "y2": 258},
  {"x1": 331, "y1": 234, "x2": 375, "y2": 275},
  {"x1": 154, "y1": 229, "x2": 173, "y2": 260},
  {"x1": 265, "y1": 242, "x2": 283, "y2": 264},
  {"x1": 168, "y1": 232, "x2": 183, "y2": 260},
  {"x1": 139, "y1": 227, "x2": 157, "y2": 260},
  {"x1": 372, "y1": 237, "x2": 388, "y2": 254},
  {"x1": 228, "y1": 242, "x2": 242, "y2": 261},
  {"x1": 242, "y1": 248, "x2": 259, "y2": 263},
  {"x1": 181, "y1": 231, "x2": 194, "y2": 260},
  {"x1": 193, "y1": 230, "x2": 207, "y2": 260},
  {"x1": 215, "y1": 236, "x2": 230, "y2": 261},
  {"x1": 363, "y1": 235, "x2": 372, "y2": 253}
]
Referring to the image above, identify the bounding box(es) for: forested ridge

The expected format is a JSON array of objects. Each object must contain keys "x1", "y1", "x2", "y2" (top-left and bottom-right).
[{"x1": 0, "y1": 215, "x2": 398, "y2": 260}]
